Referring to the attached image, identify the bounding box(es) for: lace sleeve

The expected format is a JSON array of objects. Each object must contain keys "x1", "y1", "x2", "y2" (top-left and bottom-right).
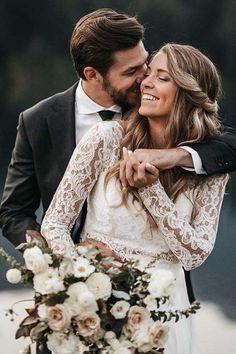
[
  {"x1": 41, "y1": 122, "x2": 123, "y2": 257},
  {"x1": 139, "y1": 174, "x2": 228, "y2": 270}
]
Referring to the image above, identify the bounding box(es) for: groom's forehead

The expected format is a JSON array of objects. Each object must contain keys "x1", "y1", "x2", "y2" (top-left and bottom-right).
[{"x1": 111, "y1": 42, "x2": 148, "y2": 70}]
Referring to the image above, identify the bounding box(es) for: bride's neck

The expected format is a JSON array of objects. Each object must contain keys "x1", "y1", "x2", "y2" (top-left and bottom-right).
[{"x1": 148, "y1": 119, "x2": 167, "y2": 149}]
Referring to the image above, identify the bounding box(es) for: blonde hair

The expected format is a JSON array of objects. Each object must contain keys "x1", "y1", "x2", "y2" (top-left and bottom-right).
[{"x1": 105, "y1": 43, "x2": 222, "y2": 222}]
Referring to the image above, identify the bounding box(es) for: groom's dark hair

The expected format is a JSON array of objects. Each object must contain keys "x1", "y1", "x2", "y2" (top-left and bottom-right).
[{"x1": 70, "y1": 8, "x2": 145, "y2": 79}]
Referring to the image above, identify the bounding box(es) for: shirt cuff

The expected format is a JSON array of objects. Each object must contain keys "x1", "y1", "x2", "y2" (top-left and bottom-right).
[{"x1": 179, "y1": 146, "x2": 206, "y2": 174}]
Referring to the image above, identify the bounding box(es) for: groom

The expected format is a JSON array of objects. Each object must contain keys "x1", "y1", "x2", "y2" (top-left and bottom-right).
[{"x1": 0, "y1": 6, "x2": 236, "y2": 322}]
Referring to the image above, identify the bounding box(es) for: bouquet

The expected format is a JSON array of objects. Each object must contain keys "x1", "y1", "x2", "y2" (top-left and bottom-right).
[{"x1": 0, "y1": 238, "x2": 200, "y2": 354}]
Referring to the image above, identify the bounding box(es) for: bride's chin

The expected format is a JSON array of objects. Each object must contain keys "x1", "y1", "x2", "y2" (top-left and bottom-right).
[{"x1": 138, "y1": 106, "x2": 147, "y2": 116}]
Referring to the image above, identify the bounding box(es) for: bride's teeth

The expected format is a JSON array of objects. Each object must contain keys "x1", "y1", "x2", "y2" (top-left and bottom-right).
[{"x1": 142, "y1": 94, "x2": 157, "y2": 101}]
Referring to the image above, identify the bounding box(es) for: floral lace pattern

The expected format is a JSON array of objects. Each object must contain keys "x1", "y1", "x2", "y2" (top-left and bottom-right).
[
  {"x1": 139, "y1": 174, "x2": 228, "y2": 270},
  {"x1": 41, "y1": 122, "x2": 123, "y2": 258},
  {"x1": 41, "y1": 121, "x2": 228, "y2": 269}
]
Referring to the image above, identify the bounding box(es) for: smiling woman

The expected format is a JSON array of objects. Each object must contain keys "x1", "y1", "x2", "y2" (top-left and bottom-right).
[
  {"x1": 41, "y1": 43, "x2": 229, "y2": 354},
  {"x1": 139, "y1": 51, "x2": 178, "y2": 125}
]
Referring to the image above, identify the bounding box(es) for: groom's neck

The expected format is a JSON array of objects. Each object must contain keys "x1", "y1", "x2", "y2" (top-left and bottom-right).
[{"x1": 81, "y1": 79, "x2": 115, "y2": 108}]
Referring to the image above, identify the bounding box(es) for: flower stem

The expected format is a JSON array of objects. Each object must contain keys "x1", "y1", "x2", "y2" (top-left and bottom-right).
[{"x1": 0, "y1": 247, "x2": 23, "y2": 269}]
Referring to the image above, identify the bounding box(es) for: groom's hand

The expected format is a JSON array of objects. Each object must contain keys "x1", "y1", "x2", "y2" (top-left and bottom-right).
[{"x1": 131, "y1": 148, "x2": 193, "y2": 170}]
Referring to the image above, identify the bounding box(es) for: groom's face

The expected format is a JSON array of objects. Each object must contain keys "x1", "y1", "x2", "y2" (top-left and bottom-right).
[{"x1": 102, "y1": 41, "x2": 148, "y2": 109}]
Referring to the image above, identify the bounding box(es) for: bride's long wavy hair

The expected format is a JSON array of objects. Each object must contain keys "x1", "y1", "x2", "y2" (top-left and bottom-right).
[{"x1": 105, "y1": 43, "x2": 222, "y2": 218}]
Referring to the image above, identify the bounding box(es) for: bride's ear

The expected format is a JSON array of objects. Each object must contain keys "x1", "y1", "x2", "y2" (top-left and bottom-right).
[{"x1": 83, "y1": 67, "x2": 102, "y2": 83}]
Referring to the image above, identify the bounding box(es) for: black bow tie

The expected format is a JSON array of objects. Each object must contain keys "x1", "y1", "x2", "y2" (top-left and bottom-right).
[{"x1": 98, "y1": 110, "x2": 116, "y2": 121}]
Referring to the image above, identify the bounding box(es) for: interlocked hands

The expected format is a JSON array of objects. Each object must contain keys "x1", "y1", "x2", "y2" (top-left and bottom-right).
[{"x1": 119, "y1": 147, "x2": 193, "y2": 189}]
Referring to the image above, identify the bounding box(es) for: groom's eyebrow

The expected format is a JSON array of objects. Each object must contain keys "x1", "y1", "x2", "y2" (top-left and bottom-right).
[
  {"x1": 123, "y1": 60, "x2": 150, "y2": 74},
  {"x1": 123, "y1": 64, "x2": 143, "y2": 73}
]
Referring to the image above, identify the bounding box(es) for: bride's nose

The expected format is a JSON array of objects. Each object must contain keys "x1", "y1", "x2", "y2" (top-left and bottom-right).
[{"x1": 141, "y1": 75, "x2": 154, "y2": 90}]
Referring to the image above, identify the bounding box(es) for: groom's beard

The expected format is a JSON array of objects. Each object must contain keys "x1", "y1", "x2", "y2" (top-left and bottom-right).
[{"x1": 102, "y1": 77, "x2": 141, "y2": 110}]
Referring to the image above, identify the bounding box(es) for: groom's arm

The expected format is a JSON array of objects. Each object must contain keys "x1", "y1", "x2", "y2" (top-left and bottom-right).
[
  {"x1": 186, "y1": 124, "x2": 236, "y2": 175},
  {"x1": 121, "y1": 123, "x2": 236, "y2": 177},
  {"x1": 0, "y1": 113, "x2": 41, "y2": 246}
]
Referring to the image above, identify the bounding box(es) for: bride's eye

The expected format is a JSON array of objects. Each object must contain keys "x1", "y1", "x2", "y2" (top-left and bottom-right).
[{"x1": 158, "y1": 76, "x2": 168, "y2": 81}]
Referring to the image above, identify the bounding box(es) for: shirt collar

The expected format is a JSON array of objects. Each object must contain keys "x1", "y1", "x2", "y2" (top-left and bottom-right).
[{"x1": 75, "y1": 80, "x2": 121, "y2": 115}]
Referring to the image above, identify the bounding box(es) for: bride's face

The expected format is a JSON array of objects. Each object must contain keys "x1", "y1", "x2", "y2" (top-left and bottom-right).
[{"x1": 139, "y1": 52, "x2": 178, "y2": 121}]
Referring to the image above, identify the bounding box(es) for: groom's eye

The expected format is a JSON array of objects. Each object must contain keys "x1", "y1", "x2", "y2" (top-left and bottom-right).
[{"x1": 124, "y1": 69, "x2": 137, "y2": 76}]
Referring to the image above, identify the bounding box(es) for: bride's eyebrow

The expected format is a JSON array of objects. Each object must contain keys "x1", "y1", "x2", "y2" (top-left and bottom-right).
[
  {"x1": 146, "y1": 66, "x2": 171, "y2": 75},
  {"x1": 157, "y1": 69, "x2": 170, "y2": 75}
]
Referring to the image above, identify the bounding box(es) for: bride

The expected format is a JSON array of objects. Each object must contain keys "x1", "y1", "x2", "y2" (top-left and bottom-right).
[{"x1": 41, "y1": 43, "x2": 228, "y2": 354}]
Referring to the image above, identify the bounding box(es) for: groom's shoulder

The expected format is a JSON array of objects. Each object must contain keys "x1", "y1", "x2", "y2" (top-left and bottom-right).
[{"x1": 21, "y1": 82, "x2": 78, "y2": 122}]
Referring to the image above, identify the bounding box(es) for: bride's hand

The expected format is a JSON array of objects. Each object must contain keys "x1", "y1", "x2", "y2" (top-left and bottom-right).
[
  {"x1": 120, "y1": 147, "x2": 159, "y2": 189},
  {"x1": 79, "y1": 239, "x2": 123, "y2": 265}
]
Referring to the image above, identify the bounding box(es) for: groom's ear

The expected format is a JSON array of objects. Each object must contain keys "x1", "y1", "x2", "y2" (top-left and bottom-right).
[{"x1": 83, "y1": 66, "x2": 101, "y2": 82}]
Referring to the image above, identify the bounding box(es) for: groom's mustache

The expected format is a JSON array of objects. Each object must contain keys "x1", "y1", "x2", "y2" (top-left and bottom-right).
[{"x1": 127, "y1": 83, "x2": 141, "y2": 94}]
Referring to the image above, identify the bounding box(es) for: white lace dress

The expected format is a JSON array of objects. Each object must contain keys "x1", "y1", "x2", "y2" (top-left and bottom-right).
[{"x1": 41, "y1": 121, "x2": 228, "y2": 354}]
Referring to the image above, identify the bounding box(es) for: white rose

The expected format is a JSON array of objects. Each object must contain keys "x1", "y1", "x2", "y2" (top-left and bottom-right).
[
  {"x1": 38, "y1": 304, "x2": 71, "y2": 331},
  {"x1": 149, "y1": 322, "x2": 169, "y2": 350},
  {"x1": 47, "y1": 332, "x2": 80, "y2": 354},
  {"x1": 66, "y1": 282, "x2": 98, "y2": 315},
  {"x1": 78, "y1": 291, "x2": 97, "y2": 308},
  {"x1": 67, "y1": 282, "x2": 88, "y2": 298},
  {"x1": 148, "y1": 269, "x2": 175, "y2": 298},
  {"x1": 113, "y1": 339, "x2": 133, "y2": 354},
  {"x1": 33, "y1": 268, "x2": 65, "y2": 294},
  {"x1": 86, "y1": 273, "x2": 111, "y2": 300},
  {"x1": 6, "y1": 268, "x2": 22, "y2": 284},
  {"x1": 114, "y1": 348, "x2": 132, "y2": 354},
  {"x1": 23, "y1": 246, "x2": 50, "y2": 274},
  {"x1": 110, "y1": 301, "x2": 130, "y2": 319},
  {"x1": 104, "y1": 331, "x2": 116, "y2": 342},
  {"x1": 75, "y1": 311, "x2": 101, "y2": 337},
  {"x1": 132, "y1": 328, "x2": 153, "y2": 353},
  {"x1": 127, "y1": 306, "x2": 150, "y2": 333},
  {"x1": 73, "y1": 257, "x2": 95, "y2": 278}
]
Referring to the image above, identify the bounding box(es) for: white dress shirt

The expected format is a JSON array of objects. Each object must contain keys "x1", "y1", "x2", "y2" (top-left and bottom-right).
[
  {"x1": 75, "y1": 80, "x2": 122, "y2": 144},
  {"x1": 74, "y1": 80, "x2": 205, "y2": 174}
]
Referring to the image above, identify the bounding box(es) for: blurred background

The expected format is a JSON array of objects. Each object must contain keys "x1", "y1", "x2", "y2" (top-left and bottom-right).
[{"x1": 0, "y1": 0, "x2": 235, "y2": 352}]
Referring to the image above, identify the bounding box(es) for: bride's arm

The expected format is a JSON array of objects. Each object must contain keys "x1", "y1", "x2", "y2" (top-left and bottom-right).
[
  {"x1": 138, "y1": 174, "x2": 228, "y2": 270},
  {"x1": 41, "y1": 122, "x2": 120, "y2": 258}
]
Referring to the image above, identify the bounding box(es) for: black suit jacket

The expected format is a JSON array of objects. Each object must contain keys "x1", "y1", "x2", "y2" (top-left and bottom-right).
[
  {"x1": 0, "y1": 83, "x2": 78, "y2": 245},
  {"x1": 1, "y1": 83, "x2": 236, "y2": 304}
]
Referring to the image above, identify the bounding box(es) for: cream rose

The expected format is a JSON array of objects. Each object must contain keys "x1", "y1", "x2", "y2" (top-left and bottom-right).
[
  {"x1": 132, "y1": 328, "x2": 153, "y2": 353},
  {"x1": 149, "y1": 322, "x2": 169, "y2": 350},
  {"x1": 75, "y1": 311, "x2": 101, "y2": 337},
  {"x1": 38, "y1": 304, "x2": 71, "y2": 331},
  {"x1": 23, "y1": 246, "x2": 51, "y2": 274},
  {"x1": 110, "y1": 300, "x2": 130, "y2": 319},
  {"x1": 6, "y1": 268, "x2": 22, "y2": 284},
  {"x1": 86, "y1": 272, "x2": 111, "y2": 300},
  {"x1": 127, "y1": 306, "x2": 150, "y2": 333}
]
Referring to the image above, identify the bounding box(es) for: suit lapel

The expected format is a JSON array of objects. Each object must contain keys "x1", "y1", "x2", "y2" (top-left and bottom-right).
[{"x1": 46, "y1": 83, "x2": 78, "y2": 176}]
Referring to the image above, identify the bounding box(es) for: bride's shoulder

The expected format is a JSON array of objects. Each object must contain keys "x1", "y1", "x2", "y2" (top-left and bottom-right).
[
  {"x1": 95, "y1": 120, "x2": 124, "y2": 134},
  {"x1": 89, "y1": 120, "x2": 124, "y2": 142}
]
